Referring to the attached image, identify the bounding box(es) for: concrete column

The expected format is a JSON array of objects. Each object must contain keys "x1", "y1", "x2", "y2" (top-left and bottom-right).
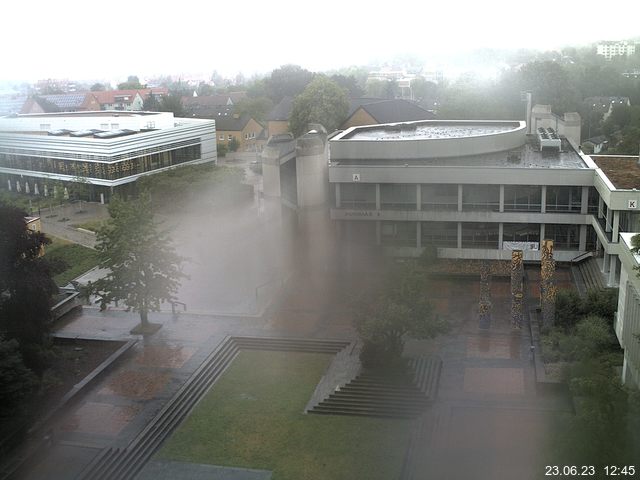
[
  {"x1": 498, "y1": 222, "x2": 504, "y2": 249},
  {"x1": 376, "y1": 221, "x2": 381, "y2": 245},
  {"x1": 613, "y1": 210, "x2": 620, "y2": 241},
  {"x1": 6, "y1": 179, "x2": 11, "y2": 191},
  {"x1": 416, "y1": 221, "x2": 422, "y2": 249},
  {"x1": 458, "y1": 184, "x2": 463, "y2": 212},
  {"x1": 606, "y1": 207, "x2": 612, "y2": 232},
  {"x1": 609, "y1": 255, "x2": 618, "y2": 286},
  {"x1": 541, "y1": 185, "x2": 547, "y2": 213},
  {"x1": 335, "y1": 183, "x2": 341, "y2": 208},
  {"x1": 603, "y1": 252, "x2": 611, "y2": 273},
  {"x1": 598, "y1": 196, "x2": 604, "y2": 218},
  {"x1": 499, "y1": 185, "x2": 504, "y2": 213},
  {"x1": 579, "y1": 225, "x2": 587, "y2": 251},
  {"x1": 457, "y1": 222, "x2": 462, "y2": 249},
  {"x1": 581, "y1": 186, "x2": 589, "y2": 214},
  {"x1": 100, "y1": 192, "x2": 105, "y2": 204},
  {"x1": 375, "y1": 184, "x2": 381, "y2": 210},
  {"x1": 540, "y1": 224, "x2": 545, "y2": 243},
  {"x1": 416, "y1": 184, "x2": 421, "y2": 211}
]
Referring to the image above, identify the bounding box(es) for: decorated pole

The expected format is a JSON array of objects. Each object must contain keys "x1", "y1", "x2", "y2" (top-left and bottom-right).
[
  {"x1": 511, "y1": 249, "x2": 524, "y2": 328},
  {"x1": 540, "y1": 239, "x2": 556, "y2": 328},
  {"x1": 479, "y1": 260, "x2": 492, "y2": 329}
]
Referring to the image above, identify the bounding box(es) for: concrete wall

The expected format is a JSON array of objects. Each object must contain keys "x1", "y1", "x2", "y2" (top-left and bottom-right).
[
  {"x1": 296, "y1": 132, "x2": 328, "y2": 208},
  {"x1": 330, "y1": 121, "x2": 526, "y2": 160}
]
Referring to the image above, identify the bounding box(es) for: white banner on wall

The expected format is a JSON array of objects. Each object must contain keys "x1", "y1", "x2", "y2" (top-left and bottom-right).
[{"x1": 503, "y1": 241, "x2": 539, "y2": 251}]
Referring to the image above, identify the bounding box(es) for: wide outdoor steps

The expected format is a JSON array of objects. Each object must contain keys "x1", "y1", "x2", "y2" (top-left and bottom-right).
[
  {"x1": 578, "y1": 257, "x2": 605, "y2": 292},
  {"x1": 78, "y1": 336, "x2": 351, "y2": 480},
  {"x1": 310, "y1": 356, "x2": 442, "y2": 419}
]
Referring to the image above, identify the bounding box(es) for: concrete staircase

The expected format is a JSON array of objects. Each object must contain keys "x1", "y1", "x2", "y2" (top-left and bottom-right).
[
  {"x1": 309, "y1": 356, "x2": 441, "y2": 419},
  {"x1": 578, "y1": 257, "x2": 605, "y2": 292},
  {"x1": 77, "y1": 336, "x2": 351, "y2": 480}
]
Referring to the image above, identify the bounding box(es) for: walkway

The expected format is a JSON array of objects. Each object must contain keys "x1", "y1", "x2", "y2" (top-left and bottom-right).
[{"x1": 404, "y1": 271, "x2": 573, "y2": 480}]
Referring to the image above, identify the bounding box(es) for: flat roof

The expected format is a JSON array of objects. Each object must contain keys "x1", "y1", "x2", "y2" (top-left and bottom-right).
[
  {"x1": 592, "y1": 155, "x2": 640, "y2": 189},
  {"x1": 342, "y1": 121, "x2": 521, "y2": 141},
  {"x1": 7, "y1": 110, "x2": 162, "y2": 118},
  {"x1": 332, "y1": 137, "x2": 588, "y2": 169}
]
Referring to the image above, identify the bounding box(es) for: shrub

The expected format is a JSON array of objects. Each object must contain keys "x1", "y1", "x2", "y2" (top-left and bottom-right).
[{"x1": 554, "y1": 289, "x2": 584, "y2": 330}]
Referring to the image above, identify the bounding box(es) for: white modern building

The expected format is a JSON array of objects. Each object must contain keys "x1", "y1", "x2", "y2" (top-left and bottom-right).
[
  {"x1": 596, "y1": 40, "x2": 637, "y2": 60},
  {"x1": 614, "y1": 233, "x2": 640, "y2": 388},
  {"x1": 0, "y1": 111, "x2": 216, "y2": 201}
]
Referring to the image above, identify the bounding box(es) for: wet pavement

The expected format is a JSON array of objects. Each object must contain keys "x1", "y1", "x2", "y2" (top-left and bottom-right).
[{"x1": 15, "y1": 260, "x2": 575, "y2": 480}]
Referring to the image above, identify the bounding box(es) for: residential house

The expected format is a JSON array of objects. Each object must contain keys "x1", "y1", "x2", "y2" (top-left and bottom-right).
[
  {"x1": 340, "y1": 98, "x2": 436, "y2": 130},
  {"x1": 216, "y1": 114, "x2": 264, "y2": 152},
  {"x1": 92, "y1": 88, "x2": 168, "y2": 111},
  {"x1": 20, "y1": 93, "x2": 100, "y2": 114},
  {"x1": 266, "y1": 96, "x2": 293, "y2": 137},
  {"x1": 582, "y1": 135, "x2": 608, "y2": 154}
]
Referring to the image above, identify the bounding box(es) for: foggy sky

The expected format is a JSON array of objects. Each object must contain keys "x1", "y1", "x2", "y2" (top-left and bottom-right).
[{"x1": 4, "y1": 0, "x2": 640, "y2": 82}]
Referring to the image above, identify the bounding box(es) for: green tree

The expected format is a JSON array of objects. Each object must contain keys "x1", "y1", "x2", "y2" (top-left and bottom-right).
[
  {"x1": 90, "y1": 83, "x2": 106, "y2": 91},
  {"x1": 289, "y1": 76, "x2": 349, "y2": 137},
  {"x1": 0, "y1": 203, "x2": 56, "y2": 375},
  {"x1": 517, "y1": 61, "x2": 579, "y2": 114},
  {"x1": 228, "y1": 137, "x2": 240, "y2": 152},
  {"x1": 236, "y1": 96, "x2": 274, "y2": 123},
  {"x1": 159, "y1": 94, "x2": 184, "y2": 117},
  {"x1": 0, "y1": 336, "x2": 38, "y2": 417},
  {"x1": 92, "y1": 194, "x2": 186, "y2": 330},
  {"x1": 266, "y1": 64, "x2": 314, "y2": 103},
  {"x1": 143, "y1": 94, "x2": 161, "y2": 111},
  {"x1": 354, "y1": 264, "x2": 449, "y2": 370},
  {"x1": 330, "y1": 74, "x2": 364, "y2": 97},
  {"x1": 117, "y1": 75, "x2": 144, "y2": 90}
]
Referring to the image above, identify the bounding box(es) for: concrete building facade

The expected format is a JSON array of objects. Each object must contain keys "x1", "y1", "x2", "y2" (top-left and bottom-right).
[{"x1": 0, "y1": 111, "x2": 216, "y2": 202}]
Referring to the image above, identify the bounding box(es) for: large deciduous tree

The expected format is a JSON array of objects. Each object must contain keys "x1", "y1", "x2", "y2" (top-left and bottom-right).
[
  {"x1": 354, "y1": 264, "x2": 449, "y2": 370},
  {"x1": 0, "y1": 203, "x2": 57, "y2": 374},
  {"x1": 92, "y1": 194, "x2": 186, "y2": 330},
  {"x1": 265, "y1": 64, "x2": 314, "y2": 103},
  {"x1": 289, "y1": 76, "x2": 349, "y2": 137}
]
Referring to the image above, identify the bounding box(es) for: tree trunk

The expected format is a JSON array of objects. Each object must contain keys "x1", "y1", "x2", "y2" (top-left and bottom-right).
[{"x1": 140, "y1": 308, "x2": 149, "y2": 327}]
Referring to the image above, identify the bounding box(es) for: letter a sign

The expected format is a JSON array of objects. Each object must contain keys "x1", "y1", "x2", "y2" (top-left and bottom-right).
[{"x1": 352, "y1": 173, "x2": 361, "y2": 182}]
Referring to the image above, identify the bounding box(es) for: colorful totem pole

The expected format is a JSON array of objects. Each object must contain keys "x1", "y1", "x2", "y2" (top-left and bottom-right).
[
  {"x1": 479, "y1": 260, "x2": 491, "y2": 329},
  {"x1": 511, "y1": 250, "x2": 524, "y2": 328},
  {"x1": 540, "y1": 239, "x2": 556, "y2": 328}
]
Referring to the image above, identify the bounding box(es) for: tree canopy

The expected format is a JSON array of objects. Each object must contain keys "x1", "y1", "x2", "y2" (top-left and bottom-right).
[
  {"x1": 354, "y1": 264, "x2": 449, "y2": 370},
  {"x1": 117, "y1": 75, "x2": 144, "y2": 90},
  {"x1": 92, "y1": 194, "x2": 186, "y2": 329},
  {"x1": 266, "y1": 64, "x2": 314, "y2": 103},
  {"x1": 289, "y1": 76, "x2": 349, "y2": 137},
  {"x1": 0, "y1": 203, "x2": 57, "y2": 374}
]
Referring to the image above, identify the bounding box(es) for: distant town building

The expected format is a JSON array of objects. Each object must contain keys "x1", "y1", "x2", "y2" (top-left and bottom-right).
[
  {"x1": 266, "y1": 96, "x2": 294, "y2": 138},
  {"x1": 92, "y1": 88, "x2": 168, "y2": 111},
  {"x1": 0, "y1": 111, "x2": 216, "y2": 203},
  {"x1": 596, "y1": 40, "x2": 637, "y2": 59},
  {"x1": 215, "y1": 114, "x2": 265, "y2": 152}
]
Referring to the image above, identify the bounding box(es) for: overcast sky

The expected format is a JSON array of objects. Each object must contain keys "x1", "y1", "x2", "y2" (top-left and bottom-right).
[{"x1": 3, "y1": 0, "x2": 640, "y2": 83}]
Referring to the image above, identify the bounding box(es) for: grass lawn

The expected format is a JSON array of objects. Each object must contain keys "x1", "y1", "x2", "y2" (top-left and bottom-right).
[
  {"x1": 160, "y1": 350, "x2": 411, "y2": 480},
  {"x1": 46, "y1": 236, "x2": 99, "y2": 286}
]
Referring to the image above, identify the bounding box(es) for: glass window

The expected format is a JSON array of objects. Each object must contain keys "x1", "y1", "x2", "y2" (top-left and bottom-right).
[
  {"x1": 421, "y1": 184, "x2": 457, "y2": 211},
  {"x1": 461, "y1": 222, "x2": 499, "y2": 249},
  {"x1": 422, "y1": 221, "x2": 458, "y2": 247},
  {"x1": 381, "y1": 221, "x2": 417, "y2": 247},
  {"x1": 503, "y1": 223, "x2": 540, "y2": 244},
  {"x1": 545, "y1": 224, "x2": 579, "y2": 250},
  {"x1": 380, "y1": 184, "x2": 416, "y2": 210},
  {"x1": 462, "y1": 185, "x2": 499, "y2": 211},
  {"x1": 504, "y1": 186, "x2": 542, "y2": 212},
  {"x1": 546, "y1": 186, "x2": 582, "y2": 212},
  {"x1": 340, "y1": 183, "x2": 376, "y2": 209}
]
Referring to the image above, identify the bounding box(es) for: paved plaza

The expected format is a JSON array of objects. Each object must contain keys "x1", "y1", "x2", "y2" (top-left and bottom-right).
[{"x1": 13, "y1": 264, "x2": 575, "y2": 480}]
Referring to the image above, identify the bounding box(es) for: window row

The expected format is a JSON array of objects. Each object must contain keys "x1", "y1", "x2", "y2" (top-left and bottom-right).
[
  {"x1": 338, "y1": 183, "x2": 599, "y2": 214},
  {"x1": 0, "y1": 144, "x2": 201, "y2": 181}
]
